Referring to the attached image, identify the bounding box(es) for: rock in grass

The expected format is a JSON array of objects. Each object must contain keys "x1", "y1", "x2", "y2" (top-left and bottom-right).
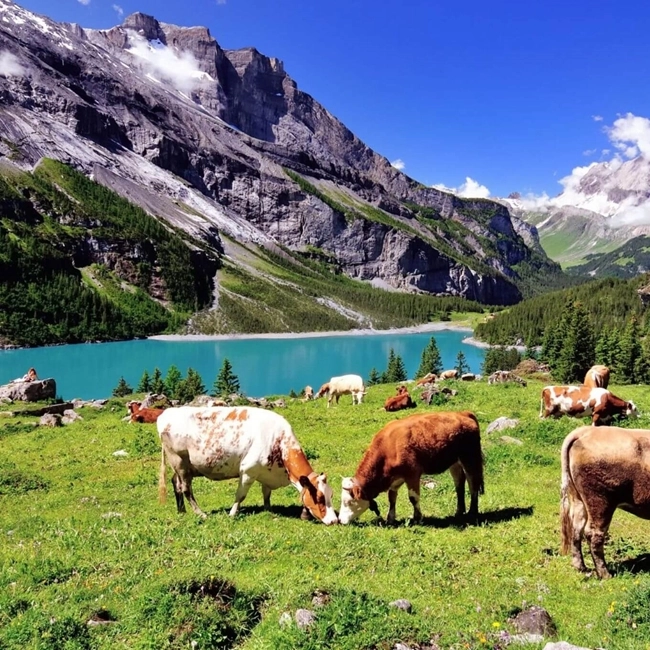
[
  {"x1": 509, "y1": 633, "x2": 545, "y2": 645},
  {"x1": 311, "y1": 590, "x2": 330, "y2": 608},
  {"x1": 278, "y1": 612, "x2": 292, "y2": 628},
  {"x1": 486, "y1": 417, "x2": 519, "y2": 434},
  {"x1": 542, "y1": 643, "x2": 591, "y2": 650},
  {"x1": 112, "y1": 449, "x2": 129, "y2": 458},
  {"x1": 39, "y1": 413, "x2": 62, "y2": 427},
  {"x1": 510, "y1": 606, "x2": 557, "y2": 637},
  {"x1": 62, "y1": 409, "x2": 83, "y2": 425},
  {"x1": 295, "y1": 608, "x2": 316, "y2": 629},
  {"x1": 500, "y1": 435, "x2": 523, "y2": 446},
  {"x1": 389, "y1": 599, "x2": 412, "y2": 612}
]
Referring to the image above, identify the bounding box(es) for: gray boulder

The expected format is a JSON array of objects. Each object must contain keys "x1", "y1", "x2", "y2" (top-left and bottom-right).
[
  {"x1": 62, "y1": 409, "x2": 83, "y2": 425},
  {"x1": 542, "y1": 644, "x2": 591, "y2": 650},
  {"x1": 40, "y1": 413, "x2": 62, "y2": 427},
  {"x1": 295, "y1": 609, "x2": 316, "y2": 629},
  {"x1": 510, "y1": 606, "x2": 557, "y2": 637},
  {"x1": 389, "y1": 599, "x2": 412, "y2": 613},
  {"x1": 487, "y1": 417, "x2": 520, "y2": 434},
  {"x1": 0, "y1": 378, "x2": 56, "y2": 402}
]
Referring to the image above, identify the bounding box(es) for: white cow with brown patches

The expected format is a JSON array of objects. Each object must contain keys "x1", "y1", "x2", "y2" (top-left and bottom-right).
[{"x1": 157, "y1": 406, "x2": 338, "y2": 524}]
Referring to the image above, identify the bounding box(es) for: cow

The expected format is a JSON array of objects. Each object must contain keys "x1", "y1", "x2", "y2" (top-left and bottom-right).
[
  {"x1": 439, "y1": 369, "x2": 458, "y2": 380},
  {"x1": 540, "y1": 386, "x2": 638, "y2": 426},
  {"x1": 303, "y1": 385, "x2": 314, "y2": 401},
  {"x1": 488, "y1": 370, "x2": 527, "y2": 387},
  {"x1": 384, "y1": 389, "x2": 416, "y2": 412},
  {"x1": 315, "y1": 374, "x2": 365, "y2": 407},
  {"x1": 583, "y1": 365, "x2": 610, "y2": 389},
  {"x1": 415, "y1": 373, "x2": 437, "y2": 386},
  {"x1": 157, "y1": 406, "x2": 338, "y2": 524},
  {"x1": 560, "y1": 425, "x2": 650, "y2": 578},
  {"x1": 128, "y1": 401, "x2": 166, "y2": 424},
  {"x1": 338, "y1": 411, "x2": 484, "y2": 525}
]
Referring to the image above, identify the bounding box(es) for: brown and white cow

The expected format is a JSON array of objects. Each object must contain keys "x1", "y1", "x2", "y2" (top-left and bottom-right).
[
  {"x1": 157, "y1": 406, "x2": 338, "y2": 524},
  {"x1": 583, "y1": 365, "x2": 610, "y2": 389},
  {"x1": 561, "y1": 425, "x2": 650, "y2": 578},
  {"x1": 128, "y1": 401, "x2": 166, "y2": 424},
  {"x1": 415, "y1": 373, "x2": 437, "y2": 386},
  {"x1": 540, "y1": 386, "x2": 638, "y2": 426},
  {"x1": 316, "y1": 374, "x2": 365, "y2": 407},
  {"x1": 439, "y1": 369, "x2": 458, "y2": 380},
  {"x1": 383, "y1": 389, "x2": 417, "y2": 412},
  {"x1": 339, "y1": 411, "x2": 484, "y2": 524}
]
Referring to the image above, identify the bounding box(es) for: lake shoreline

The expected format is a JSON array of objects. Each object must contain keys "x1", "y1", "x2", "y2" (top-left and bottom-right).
[{"x1": 149, "y1": 321, "x2": 474, "y2": 343}]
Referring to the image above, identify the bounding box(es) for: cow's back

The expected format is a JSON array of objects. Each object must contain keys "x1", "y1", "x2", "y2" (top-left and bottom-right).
[{"x1": 371, "y1": 411, "x2": 480, "y2": 475}]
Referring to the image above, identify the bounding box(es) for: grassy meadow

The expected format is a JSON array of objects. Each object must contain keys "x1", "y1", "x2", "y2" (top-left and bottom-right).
[{"x1": 3, "y1": 380, "x2": 650, "y2": 649}]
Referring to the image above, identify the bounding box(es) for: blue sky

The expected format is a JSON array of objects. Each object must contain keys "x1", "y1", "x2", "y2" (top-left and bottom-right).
[{"x1": 9, "y1": 0, "x2": 650, "y2": 198}]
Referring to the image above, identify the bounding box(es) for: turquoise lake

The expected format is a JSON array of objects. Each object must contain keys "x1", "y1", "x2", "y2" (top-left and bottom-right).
[{"x1": 0, "y1": 329, "x2": 485, "y2": 401}]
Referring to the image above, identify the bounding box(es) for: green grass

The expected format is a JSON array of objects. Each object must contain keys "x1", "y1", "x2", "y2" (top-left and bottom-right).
[{"x1": 3, "y1": 383, "x2": 650, "y2": 648}]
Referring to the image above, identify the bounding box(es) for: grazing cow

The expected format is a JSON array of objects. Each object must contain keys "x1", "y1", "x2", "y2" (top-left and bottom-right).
[
  {"x1": 128, "y1": 401, "x2": 166, "y2": 424},
  {"x1": 540, "y1": 386, "x2": 638, "y2": 426},
  {"x1": 157, "y1": 406, "x2": 338, "y2": 524},
  {"x1": 416, "y1": 373, "x2": 437, "y2": 386},
  {"x1": 303, "y1": 385, "x2": 314, "y2": 401},
  {"x1": 439, "y1": 369, "x2": 458, "y2": 380},
  {"x1": 561, "y1": 425, "x2": 650, "y2": 578},
  {"x1": 583, "y1": 365, "x2": 610, "y2": 389},
  {"x1": 315, "y1": 374, "x2": 365, "y2": 407},
  {"x1": 339, "y1": 411, "x2": 484, "y2": 524},
  {"x1": 384, "y1": 389, "x2": 416, "y2": 412}
]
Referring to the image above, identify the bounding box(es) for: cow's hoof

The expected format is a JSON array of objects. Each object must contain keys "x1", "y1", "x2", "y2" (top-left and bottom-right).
[{"x1": 300, "y1": 507, "x2": 313, "y2": 521}]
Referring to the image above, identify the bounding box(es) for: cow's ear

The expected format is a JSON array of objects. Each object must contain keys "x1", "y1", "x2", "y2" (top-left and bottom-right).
[
  {"x1": 351, "y1": 485, "x2": 364, "y2": 501},
  {"x1": 299, "y1": 475, "x2": 312, "y2": 488},
  {"x1": 319, "y1": 473, "x2": 328, "y2": 483},
  {"x1": 341, "y1": 477, "x2": 354, "y2": 491}
]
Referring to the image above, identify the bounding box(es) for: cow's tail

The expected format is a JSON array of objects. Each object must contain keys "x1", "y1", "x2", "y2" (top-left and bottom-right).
[
  {"x1": 158, "y1": 447, "x2": 168, "y2": 504},
  {"x1": 465, "y1": 412, "x2": 485, "y2": 495},
  {"x1": 560, "y1": 428, "x2": 585, "y2": 555}
]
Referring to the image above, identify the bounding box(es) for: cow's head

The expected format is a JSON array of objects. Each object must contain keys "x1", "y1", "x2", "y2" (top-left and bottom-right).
[
  {"x1": 339, "y1": 477, "x2": 380, "y2": 524},
  {"x1": 626, "y1": 401, "x2": 639, "y2": 418},
  {"x1": 315, "y1": 383, "x2": 330, "y2": 399},
  {"x1": 298, "y1": 473, "x2": 338, "y2": 525},
  {"x1": 127, "y1": 401, "x2": 141, "y2": 415}
]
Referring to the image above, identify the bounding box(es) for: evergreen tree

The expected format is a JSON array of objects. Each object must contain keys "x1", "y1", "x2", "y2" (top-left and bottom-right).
[
  {"x1": 553, "y1": 302, "x2": 595, "y2": 383},
  {"x1": 136, "y1": 369, "x2": 151, "y2": 394},
  {"x1": 112, "y1": 376, "x2": 133, "y2": 398},
  {"x1": 454, "y1": 350, "x2": 470, "y2": 376},
  {"x1": 616, "y1": 318, "x2": 644, "y2": 383},
  {"x1": 212, "y1": 358, "x2": 241, "y2": 397},
  {"x1": 164, "y1": 365, "x2": 183, "y2": 400},
  {"x1": 384, "y1": 348, "x2": 408, "y2": 382},
  {"x1": 151, "y1": 367, "x2": 165, "y2": 394},
  {"x1": 367, "y1": 367, "x2": 382, "y2": 386},
  {"x1": 176, "y1": 367, "x2": 206, "y2": 404},
  {"x1": 415, "y1": 336, "x2": 443, "y2": 379},
  {"x1": 523, "y1": 347, "x2": 537, "y2": 361}
]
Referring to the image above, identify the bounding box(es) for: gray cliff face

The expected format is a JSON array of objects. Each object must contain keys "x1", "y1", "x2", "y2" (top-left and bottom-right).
[{"x1": 0, "y1": 0, "x2": 558, "y2": 305}]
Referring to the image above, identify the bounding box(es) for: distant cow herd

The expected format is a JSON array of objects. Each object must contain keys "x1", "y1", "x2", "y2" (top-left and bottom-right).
[{"x1": 125, "y1": 362, "x2": 645, "y2": 578}]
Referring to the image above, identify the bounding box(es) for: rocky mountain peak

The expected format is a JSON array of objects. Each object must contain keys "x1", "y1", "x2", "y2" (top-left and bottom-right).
[{"x1": 121, "y1": 12, "x2": 166, "y2": 43}]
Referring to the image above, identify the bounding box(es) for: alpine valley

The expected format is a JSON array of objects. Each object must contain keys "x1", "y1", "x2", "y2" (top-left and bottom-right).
[{"x1": 0, "y1": 0, "x2": 567, "y2": 346}]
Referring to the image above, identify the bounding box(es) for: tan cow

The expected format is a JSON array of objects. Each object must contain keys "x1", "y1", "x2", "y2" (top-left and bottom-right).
[
  {"x1": 303, "y1": 386, "x2": 314, "y2": 401},
  {"x1": 339, "y1": 411, "x2": 484, "y2": 524},
  {"x1": 540, "y1": 386, "x2": 638, "y2": 426},
  {"x1": 415, "y1": 373, "x2": 437, "y2": 386},
  {"x1": 583, "y1": 365, "x2": 610, "y2": 389},
  {"x1": 561, "y1": 425, "x2": 650, "y2": 578},
  {"x1": 439, "y1": 369, "x2": 458, "y2": 380}
]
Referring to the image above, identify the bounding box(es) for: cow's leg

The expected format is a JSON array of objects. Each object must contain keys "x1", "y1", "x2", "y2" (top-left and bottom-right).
[
  {"x1": 327, "y1": 396, "x2": 332, "y2": 409},
  {"x1": 568, "y1": 495, "x2": 589, "y2": 573},
  {"x1": 171, "y1": 473, "x2": 186, "y2": 513},
  {"x1": 405, "y1": 476, "x2": 423, "y2": 523},
  {"x1": 585, "y1": 500, "x2": 616, "y2": 578},
  {"x1": 172, "y1": 462, "x2": 207, "y2": 518},
  {"x1": 387, "y1": 486, "x2": 400, "y2": 525},
  {"x1": 261, "y1": 484, "x2": 272, "y2": 511},
  {"x1": 182, "y1": 476, "x2": 207, "y2": 519},
  {"x1": 449, "y1": 462, "x2": 466, "y2": 517},
  {"x1": 460, "y1": 457, "x2": 483, "y2": 518},
  {"x1": 229, "y1": 473, "x2": 256, "y2": 517}
]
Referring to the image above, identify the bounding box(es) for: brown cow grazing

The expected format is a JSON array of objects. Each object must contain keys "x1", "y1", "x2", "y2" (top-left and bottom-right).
[
  {"x1": 561, "y1": 425, "x2": 650, "y2": 578},
  {"x1": 540, "y1": 386, "x2": 638, "y2": 426},
  {"x1": 339, "y1": 411, "x2": 484, "y2": 524},
  {"x1": 128, "y1": 401, "x2": 166, "y2": 424},
  {"x1": 439, "y1": 369, "x2": 458, "y2": 380},
  {"x1": 384, "y1": 389, "x2": 417, "y2": 412},
  {"x1": 583, "y1": 365, "x2": 610, "y2": 389},
  {"x1": 415, "y1": 373, "x2": 437, "y2": 386}
]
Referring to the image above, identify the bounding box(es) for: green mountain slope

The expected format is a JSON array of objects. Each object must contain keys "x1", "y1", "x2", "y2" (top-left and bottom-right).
[{"x1": 567, "y1": 236, "x2": 650, "y2": 278}]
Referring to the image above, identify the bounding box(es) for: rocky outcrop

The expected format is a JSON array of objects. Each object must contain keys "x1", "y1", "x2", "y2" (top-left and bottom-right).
[
  {"x1": 0, "y1": 378, "x2": 56, "y2": 402},
  {"x1": 0, "y1": 0, "x2": 560, "y2": 306}
]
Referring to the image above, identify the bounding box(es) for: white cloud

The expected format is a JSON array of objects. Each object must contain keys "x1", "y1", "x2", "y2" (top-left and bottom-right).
[
  {"x1": 605, "y1": 113, "x2": 650, "y2": 159},
  {"x1": 77, "y1": 0, "x2": 91, "y2": 5},
  {"x1": 583, "y1": 148, "x2": 597, "y2": 156},
  {"x1": 125, "y1": 32, "x2": 212, "y2": 94},
  {"x1": 592, "y1": 115, "x2": 603, "y2": 122},
  {"x1": 391, "y1": 158, "x2": 405, "y2": 171},
  {"x1": 433, "y1": 176, "x2": 491, "y2": 199},
  {"x1": 0, "y1": 51, "x2": 25, "y2": 77},
  {"x1": 113, "y1": 4, "x2": 124, "y2": 17},
  {"x1": 610, "y1": 203, "x2": 650, "y2": 228}
]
